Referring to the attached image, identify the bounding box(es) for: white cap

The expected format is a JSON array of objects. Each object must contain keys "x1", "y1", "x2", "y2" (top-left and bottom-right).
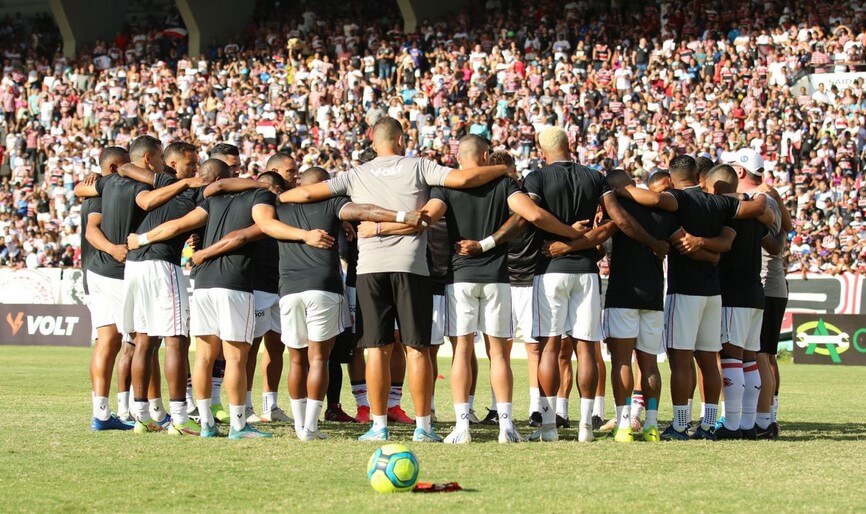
[{"x1": 724, "y1": 148, "x2": 764, "y2": 175}]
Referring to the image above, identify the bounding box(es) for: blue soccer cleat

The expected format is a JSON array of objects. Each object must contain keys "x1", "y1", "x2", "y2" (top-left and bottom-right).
[
  {"x1": 414, "y1": 427, "x2": 444, "y2": 443},
  {"x1": 155, "y1": 414, "x2": 173, "y2": 430},
  {"x1": 200, "y1": 421, "x2": 220, "y2": 438},
  {"x1": 91, "y1": 414, "x2": 134, "y2": 431},
  {"x1": 660, "y1": 425, "x2": 690, "y2": 441},
  {"x1": 228, "y1": 423, "x2": 272, "y2": 440},
  {"x1": 690, "y1": 426, "x2": 717, "y2": 441},
  {"x1": 358, "y1": 426, "x2": 390, "y2": 442}
]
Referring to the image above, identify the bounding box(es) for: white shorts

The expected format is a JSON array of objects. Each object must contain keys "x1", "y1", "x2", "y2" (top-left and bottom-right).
[
  {"x1": 511, "y1": 285, "x2": 536, "y2": 343},
  {"x1": 721, "y1": 306, "x2": 764, "y2": 352},
  {"x1": 532, "y1": 273, "x2": 602, "y2": 341},
  {"x1": 445, "y1": 282, "x2": 512, "y2": 338},
  {"x1": 253, "y1": 290, "x2": 281, "y2": 339},
  {"x1": 345, "y1": 285, "x2": 357, "y2": 333},
  {"x1": 279, "y1": 290, "x2": 346, "y2": 349},
  {"x1": 603, "y1": 308, "x2": 664, "y2": 355},
  {"x1": 663, "y1": 294, "x2": 722, "y2": 352},
  {"x1": 121, "y1": 260, "x2": 189, "y2": 337},
  {"x1": 190, "y1": 288, "x2": 254, "y2": 343},
  {"x1": 431, "y1": 294, "x2": 446, "y2": 345},
  {"x1": 86, "y1": 271, "x2": 124, "y2": 330}
]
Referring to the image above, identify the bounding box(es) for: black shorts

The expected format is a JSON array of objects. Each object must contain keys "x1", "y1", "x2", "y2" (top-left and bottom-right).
[
  {"x1": 330, "y1": 329, "x2": 356, "y2": 364},
  {"x1": 759, "y1": 296, "x2": 788, "y2": 354},
  {"x1": 356, "y1": 272, "x2": 432, "y2": 350}
]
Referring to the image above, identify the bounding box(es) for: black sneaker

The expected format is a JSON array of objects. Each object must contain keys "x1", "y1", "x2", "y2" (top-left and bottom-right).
[
  {"x1": 660, "y1": 425, "x2": 690, "y2": 441},
  {"x1": 591, "y1": 415, "x2": 603, "y2": 430},
  {"x1": 741, "y1": 426, "x2": 757, "y2": 440},
  {"x1": 481, "y1": 408, "x2": 499, "y2": 425},
  {"x1": 556, "y1": 415, "x2": 570, "y2": 429},
  {"x1": 528, "y1": 411, "x2": 542, "y2": 428},
  {"x1": 690, "y1": 426, "x2": 717, "y2": 441},
  {"x1": 713, "y1": 426, "x2": 742, "y2": 440},
  {"x1": 755, "y1": 424, "x2": 775, "y2": 440}
]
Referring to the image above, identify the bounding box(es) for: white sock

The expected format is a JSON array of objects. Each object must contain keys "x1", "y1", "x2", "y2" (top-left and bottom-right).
[
  {"x1": 645, "y1": 408, "x2": 659, "y2": 429},
  {"x1": 134, "y1": 400, "x2": 151, "y2": 422},
  {"x1": 117, "y1": 391, "x2": 130, "y2": 415},
  {"x1": 721, "y1": 358, "x2": 744, "y2": 430},
  {"x1": 351, "y1": 382, "x2": 369, "y2": 408},
  {"x1": 169, "y1": 400, "x2": 188, "y2": 425},
  {"x1": 304, "y1": 399, "x2": 323, "y2": 432},
  {"x1": 489, "y1": 387, "x2": 497, "y2": 410},
  {"x1": 455, "y1": 402, "x2": 470, "y2": 431},
  {"x1": 372, "y1": 414, "x2": 388, "y2": 431},
  {"x1": 496, "y1": 402, "x2": 514, "y2": 432},
  {"x1": 686, "y1": 399, "x2": 693, "y2": 424},
  {"x1": 262, "y1": 392, "x2": 278, "y2": 412},
  {"x1": 592, "y1": 396, "x2": 605, "y2": 419},
  {"x1": 756, "y1": 412, "x2": 772, "y2": 430},
  {"x1": 540, "y1": 396, "x2": 556, "y2": 429},
  {"x1": 229, "y1": 404, "x2": 245, "y2": 431},
  {"x1": 416, "y1": 415, "x2": 431, "y2": 432},
  {"x1": 529, "y1": 387, "x2": 540, "y2": 414},
  {"x1": 468, "y1": 394, "x2": 475, "y2": 411},
  {"x1": 197, "y1": 398, "x2": 214, "y2": 427},
  {"x1": 185, "y1": 378, "x2": 194, "y2": 407},
  {"x1": 720, "y1": 400, "x2": 726, "y2": 418},
  {"x1": 388, "y1": 384, "x2": 402, "y2": 409},
  {"x1": 631, "y1": 391, "x2": 645, "y2": 422},
  {"x1": 702, "y1": 403, "x2": 719, "y2": 431},
  {"x1": 579, "y1": 397, "x2": 593, "y2": 428},
  {"x1": 771, "y1": 395, "x2": 779, "y2": 423},
  {"x1": 741, "y1": 361, "x2": 760, "y2": 430},
  {"x1": 245, "y1": 390, "x2": 253, "y2": 410},
  {"x1": 556, "y1": 397, "x2": 569, "y2": 419},
  {"x1": 148, "y1": 398, "x2": 165, "y2": 421},
  {"x1": 92, "y1": 395, "x2": 110, "y2": 421},
  {"x1": 618, "y1": 403, "x2": 631, "y2": 430},
  {"x1": 211, "y1": 380, "x2": 222, "y2": 404},
  {"x1": 673, "y1": 404, "x2": 689, "y2": 432},
  {"x1": 290, "y1": 398, "x2": 307, "y2": 433}
]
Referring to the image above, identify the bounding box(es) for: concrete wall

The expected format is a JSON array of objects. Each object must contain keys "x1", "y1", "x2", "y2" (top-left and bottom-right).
[
  {"x1": 396, "y1": 0, "x2": 464, "y2": 33},
  {"x1": 176, "y1": 0, "x2": 254, "y2": 57},
  {"x1": 49, "y1": 0, "x2": 128, "y2": 57}
]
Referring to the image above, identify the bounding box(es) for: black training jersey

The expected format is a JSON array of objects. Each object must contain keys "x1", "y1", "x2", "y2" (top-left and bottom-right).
[
  {"x1": 507, "y1": 223, "x2": 539, "y2": 287},
  {"x1": 604, "y1": 198, "x2": 681, "y2": 311},
  {"x1": 430, "y1": 177, "x2": 521, "y2": 284},
  {"x1": 252, "y1": 237, "x2": 279, "y2": 294},
  {"x1": 342, "y1": 222, "x2": 359, "y2": 288},
  {"x1": 523, "y1": 162, "x2": 611, "y2": 275},
  {"x1": 89, "y1": 173, "x2": 151, "y2": 279},
  {"x1": 127, "y1": 173, "x2": 200, "y2": 266},
  {"x1": 80, "y1": 196, "x2": 102, "y2": 293},
  {"x1": 667, "y1": 186, "x2": 740, "y2": 296},
  {"x1": 426, "y1": 219, "x2": 450, "y2": 295},
  {"x1": 276, "y1": 196, "x2": 350, "y2": 297},
  {"x1": 719, "y1": 217, "x2": 767, "y2": 309},
  {"x1": 195, "y1": 189, "x2": 275, "y2": 292}
]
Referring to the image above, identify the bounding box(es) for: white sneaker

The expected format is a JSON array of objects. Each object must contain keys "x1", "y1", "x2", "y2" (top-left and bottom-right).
[
  {"x1": 245, "y1": 407, "x2": 261, "y2": 423},
  {"x1": 498, "y1": 427, "x2": 525, "y2": 443},
  {"x1": 298, "y1": 429, "x2": 328, "y2": 441},
  {"x1": 260, "y1": 407, "x2": 291, "y2": 422},
  {"x1": 444, "y1": 427, "x2": 471, "y2": 444},
  {"x1": 467, "y1": 410, "x2": 481, "y2": 424},
  {"x1": 578, "y1": 424, "x2": 594, "y2": 443},
  {"x1": 527, "y1": 427, "x2": 559, "y2": 442}
]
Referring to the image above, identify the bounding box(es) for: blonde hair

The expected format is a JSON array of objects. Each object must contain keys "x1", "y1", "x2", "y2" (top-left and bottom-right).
[{"x1": 537, "y1": 126, "x2": 569, "y2": 153}]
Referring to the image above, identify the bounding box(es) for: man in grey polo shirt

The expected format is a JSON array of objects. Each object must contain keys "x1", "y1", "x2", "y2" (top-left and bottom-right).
[{"x1": 280, "y1": 117, "x2": 519, "y2": 442}]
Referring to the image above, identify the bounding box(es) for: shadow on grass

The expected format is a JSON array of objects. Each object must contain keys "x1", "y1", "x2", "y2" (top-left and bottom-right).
[{"x1": 775, "y1": 422, "x2": 866, "y2": 442}]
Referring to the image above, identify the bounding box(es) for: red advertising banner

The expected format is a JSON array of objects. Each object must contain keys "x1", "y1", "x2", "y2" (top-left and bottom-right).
[{"x1": 0, "y1": 304, "x2": 92, "y2": 347}]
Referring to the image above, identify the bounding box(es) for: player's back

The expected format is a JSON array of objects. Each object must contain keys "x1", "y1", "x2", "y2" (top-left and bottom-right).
[
  {"x1": 90, "y1": 173, "x2": 150, "y2": 279},
  {"x1": 719, "y1": 217, "x2": 767, "y2": 308},
  {"x1": 127, "y1": 172, "x2": 200, "y2": 265}
]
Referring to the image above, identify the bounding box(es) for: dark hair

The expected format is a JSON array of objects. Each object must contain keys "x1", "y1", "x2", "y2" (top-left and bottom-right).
[
  {"x1": 668, "y1": 154, "x2": 696, "y2": 180},
  {"x1": 257, "y1": 171, "x2": 286, "y2": 190},
  {"x1": 265, "y1": 152, "x2": 295, "y2": 170},
  {"x1": 209, "y1": 143, "x2": 240, "y2": 158},
  {"x1": 695, "y1": 156, "x2": 714, "y2": 177},
  {"x1": 647, "y1": 170, "x2": 671, "y2": 187},
  {"x1": 488, "y1": 151, "x2": 514, "y2": 167},
  {"x1": 605, "y1": 168, "x2": 631, "y2": 188},
  {"x1": 358, "y1": 147, "x2": 377, "y2": 164},
  {"x1": 165, "y1": 141, "x2": 196, "y2": 159},
  {"x1": 300, "y1": 166, "x2": 330, "y2": 183},
  {"x1": 129, "y1": 135, "x2": 162, "y2": 161},
  {"x1": 98, "y1": 146, "x2": 129, "y2": 168}
]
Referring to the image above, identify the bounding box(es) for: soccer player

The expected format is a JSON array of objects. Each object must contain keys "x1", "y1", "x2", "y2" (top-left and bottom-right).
[
  {"x1": 419, "y1": 135, "x2": 588, "y2": 444},
  {"x1": 80, "y1": 146, "x2": 133, "y2": 431},
  {"x1": 279, "y1": 117, "x2": 521, "y2": 442},
  {"x1": 522, "y1": 127, "x2": 669, "y2": 443}
]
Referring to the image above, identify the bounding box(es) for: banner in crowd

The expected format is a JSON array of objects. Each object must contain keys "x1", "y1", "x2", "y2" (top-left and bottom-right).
[
  {"x1": 0, "y1": 304, "x2": 92, "y2": 347},
  {"x1": 793, "y1": 71, "x2": 866, "y2": 95},
  {"x1": 792, "y1": 314, "x2": 866, "y2": 366}
]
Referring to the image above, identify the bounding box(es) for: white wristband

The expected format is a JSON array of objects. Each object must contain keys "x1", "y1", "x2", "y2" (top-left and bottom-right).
[
  {"x1": 138, "y1": 233, "x2": 151, "y2": 246},
  {"x1": 396, "y1": 211, "x2": 407, "y2": 223},
  {"x1": 479, "y1": 236, "x2": 496, "y2": 253}
]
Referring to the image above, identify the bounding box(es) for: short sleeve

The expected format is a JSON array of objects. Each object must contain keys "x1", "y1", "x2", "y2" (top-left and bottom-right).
[
  {"x1": 718, "y1": 194, "x2": 740, "y2": 224},
  {"x1": 154, "y1": 172, "x2": 177, "y2": 188},
  {"x1": 252, "y1": 188, "x2": 276, "y2": 207},
  {"x1": 420, "y1": 158, "x2": 452, "y2": 187},
  {"x1": 665, "y1": 212, "x2": 682, "y2": 239},
  {"x1": 332, "y1": 196, "x2": 351, "y2": 217},
  {"x1": 197, "y1": 197, "x2": 211, "y2": 213},
  {"x1": 95, "y1": 175, "x2": 108, "y2": 195},
  {"x1": 430, "y1": 186, "x2": 448, "y2": 203},
  {"x1": 132, "y1": 181, "x2": 151, "y2": 199},
  {"x1": 598, "y1": 175, "x2": 612, "y2": 197},
  {"x1": 504, "y1": 178, "x2": 521, "y2": 198},
  {"x1": 327, "y1": 169, "x2": 356, "y2": 197},
  {"x1": 86, "y1": 197, "x2": 102, "y2": 216},
  {"x1": 523, "y1": 170, "x2": 542, "y2": 198}
]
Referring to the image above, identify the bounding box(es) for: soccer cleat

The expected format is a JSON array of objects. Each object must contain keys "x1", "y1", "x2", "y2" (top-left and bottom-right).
[
  {"x1": 578, "y1": 425, "x2": 594, "y2": 443},
  {"x1": 133, "y1": 419, "x2": 163, "y2": 434},
  {"x1": 690, "y1": 426, "x2": 717, "y2": 441},
  {"x1": 359, "y1": 426, "x2": 390, "y2": 442},
  {"x1": 642, "y1": 426, "x2": 661, "y2": 442},
  {"x1": 387, "y1": 405, "x2": 413, "y2": 424},
  {"x1": 260, "y1": 407, "x2": 292, "y2": 423},
  {"x1": 741, "y1": 426, "x2": 758, "y2": 440},
  {"x1": 91, "y1": 414, "x2": 134, "y2": 431},
  {"x1": 591, "y1": 415, "x2": 604, "y2": 430},
  {"x1": 355, "y1": 405, "x2": 371, "y2": 424},
  {"x1": 413, "y1": 427, "x2": 443, "y2": 443},
  {"x1": 167, "y1": 419, "x2": 202, "y2": 436},
  {"x1": 527, "y1": 427, "x2": 559, "y2": 442},
  {"x1": 498, "y1": 428, "x2": 525, "y2": 443},
  {"x1": 297, "y1": 429, "x2": 328, "y2": 441},
  {"x1": 714, "y1": 426, "x2": 742, "y2": 440},
  {"x1": 714, "y1": 416, "x2": 726, "y2": 431},
  {"x1": 467, "y1": 410, "x2": 481, "y2": 424},
  {"x1": 245, "y1": 407, "x2": 261, "y2": 423},
  {"x1": 755, "y1": 424, "x2": 777, "y2": 440},
  {"x1": 325, "y1": 403, "x2": 357, "y2": 423},
  {"x1": 556, "y1": 415, "x2": 570, "y2": 429},
  {"x1": 444, "y1": 427, "x2": 471, "y2": 444},
  {"x1": 228, "y1": 423, "x2": 272, "y2": 440},
  {"x1": 481, "y1": 409, "x2": 499, "y2": 425},
  {"x1": 155, "y1": 414, "x2": 172, "y2": 430},
  {"x1": 599, "y1": 418, "x2": 617, "y2": 432},
  {"x1": 187, "y1": 406, "x2": 200, "y2": 422},
  {"x1": 631, "y1": 417, "x2": 643, "y2": 432},
  {"x1": 528, "y1": 412, "x2": 542, "y2": 428},
  {"x1": 200, "y1": 422, "x2": 219, "y2": 438},
  {"x1": 211, "y1": 403, "x2": 230, "y2": 424},
  {"x1": 117, "y1": 411, "x2": 133, "y2": 423},
  {"x1": 613, "y1": 427, "x2": 633, "y2": 443},
  {"x1": 660, "y1": 426, "x2": 690, "y2": 441}
]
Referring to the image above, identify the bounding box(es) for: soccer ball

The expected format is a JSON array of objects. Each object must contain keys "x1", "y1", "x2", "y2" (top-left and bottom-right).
[{"x1": 366, "y1": 444, "x2": 419, "y2": 493}]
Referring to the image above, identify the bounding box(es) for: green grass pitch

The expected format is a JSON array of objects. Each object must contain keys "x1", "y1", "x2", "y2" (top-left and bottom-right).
[{"x1": 1, "y1": 346, "x2": 864, "y2": 512}]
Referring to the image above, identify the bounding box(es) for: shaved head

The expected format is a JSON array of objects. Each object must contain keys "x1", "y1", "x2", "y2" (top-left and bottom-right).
[
  {"x1": 457, "y1": 135, "x2": 489, "y2": 166},
  {"x1": 705, "y1": 164, "x2": 739, "y2": 194},
  {"x1": 605, "y1": 169, "x2": 632, "y2": 189},
  {"x1": 198, "y1": 159, "x2": 231, "y2": 182},
  {"x1": 668, "y1": 154, "x2": 697, "y2": 183},
  {"x1": 372, "y1": 117, "x2": 403, "y2": 146},
  {"x1": 299, "y1": 166, "x2": 330, "y2": 186},
  {"x1": 98, "y1": 146, "x2": 129, "y2": 175}
]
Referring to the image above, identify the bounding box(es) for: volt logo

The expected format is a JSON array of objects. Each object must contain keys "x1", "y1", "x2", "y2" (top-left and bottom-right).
[
  {"x1": 6, "y1": 312, "x2": 24, "y2": 335},
  {"x1": 26, "y1": 316, "x2": 81, "y2": 337}
]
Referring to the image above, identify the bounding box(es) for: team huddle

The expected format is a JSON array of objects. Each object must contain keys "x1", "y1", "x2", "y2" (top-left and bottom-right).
[{"x1": 83, "y1": 117, "x2": 789, "y2": 442}]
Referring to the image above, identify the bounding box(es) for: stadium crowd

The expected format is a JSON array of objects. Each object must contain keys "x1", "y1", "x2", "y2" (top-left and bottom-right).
[{"x1": 1, "y1": 0, "x2": 866, "y2": 273}]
